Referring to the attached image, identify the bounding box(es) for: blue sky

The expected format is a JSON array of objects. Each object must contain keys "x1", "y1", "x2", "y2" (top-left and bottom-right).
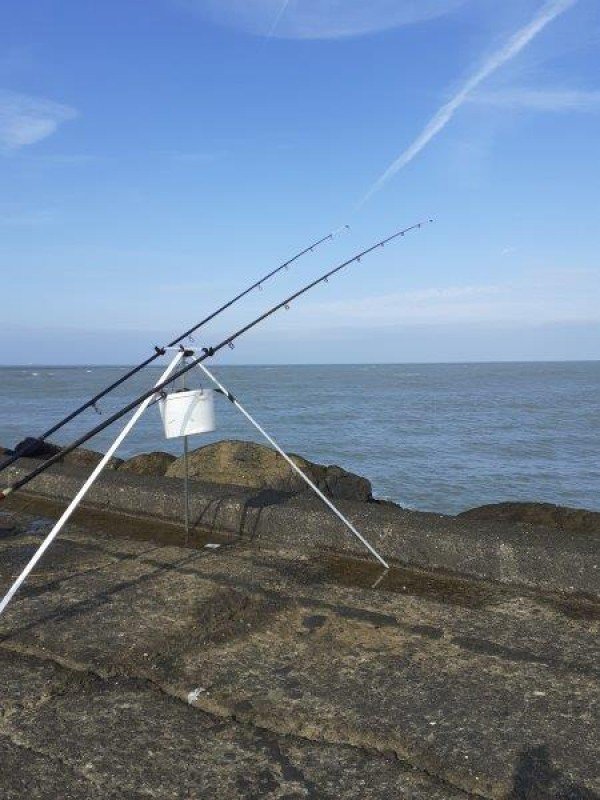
[{"x1": 1, "y1": 0, "x2": 598, "y2": 364}]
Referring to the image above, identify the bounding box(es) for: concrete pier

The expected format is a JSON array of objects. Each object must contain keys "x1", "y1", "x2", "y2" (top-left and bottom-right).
[{"x1": 0, "y1": 501, "x2": 598, "y2": 798}]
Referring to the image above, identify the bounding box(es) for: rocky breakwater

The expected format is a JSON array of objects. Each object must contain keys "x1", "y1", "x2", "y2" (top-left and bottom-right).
[
  {"x1": 8, "y1": 436, "x2": 124, "y2": 471},
  {"x1": 133, "y1": 439, "x2": 373, "y2": 502},
  {"x1": 8, "y1": 438, "x2": 372, "y2": 501},
  {"x1": 459, "y1": 501, "x2": 600, "y2": 536},
  {"x1": 2, "y1": 438, "x2": 599, "y2": 598}
]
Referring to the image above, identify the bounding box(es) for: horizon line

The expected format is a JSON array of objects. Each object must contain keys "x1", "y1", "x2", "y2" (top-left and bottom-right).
[{"x1": 2, "y1": 358, "x2": 599, "y2": 369}]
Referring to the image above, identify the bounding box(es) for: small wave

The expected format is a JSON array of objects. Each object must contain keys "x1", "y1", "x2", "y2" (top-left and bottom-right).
[{"x1": 376, "y1": 494, "x2": 414, "y2": 509}]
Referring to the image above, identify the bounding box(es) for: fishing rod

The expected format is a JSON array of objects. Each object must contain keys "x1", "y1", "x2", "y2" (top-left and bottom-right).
[
  {"x1": 0, "y1": 229, "x2": 344, "y2": 476},
  {"x1": 0, "y1": 219, "x2": 432, "y2": 502}
]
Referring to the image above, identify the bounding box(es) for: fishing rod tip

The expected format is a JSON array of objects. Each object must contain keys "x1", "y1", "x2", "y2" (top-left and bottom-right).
[{"x1": 332, "y1": 224, "x2": 351, "y2": 238}]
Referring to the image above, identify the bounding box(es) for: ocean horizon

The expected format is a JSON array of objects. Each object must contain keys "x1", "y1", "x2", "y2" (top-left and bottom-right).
[{"x1": 4, "y1": 359, "x2": 600, "y2": 367}]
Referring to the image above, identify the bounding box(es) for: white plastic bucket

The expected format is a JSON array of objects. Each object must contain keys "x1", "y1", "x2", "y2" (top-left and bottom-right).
[{"x1": 159, "y1": 389, "x2": 216, "y2": 439}]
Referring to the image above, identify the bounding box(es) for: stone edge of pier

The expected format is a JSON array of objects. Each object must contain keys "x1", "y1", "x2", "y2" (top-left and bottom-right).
[{"x1": 4, "y1": 457, "x2": 599, "y2": 599}]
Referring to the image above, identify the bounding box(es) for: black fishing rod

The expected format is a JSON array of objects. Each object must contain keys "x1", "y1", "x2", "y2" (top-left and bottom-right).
[
  {"x1": 0, "y1": 219, "x2": 432, "y2": 502},
  {"x1": 0, "y1": 229, "x2": 343, "y2": 476}
]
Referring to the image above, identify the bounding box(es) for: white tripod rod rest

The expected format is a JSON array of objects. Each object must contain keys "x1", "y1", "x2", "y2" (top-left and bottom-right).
[
  {"x1": 0, "y1": 352, "x2": 184, "y2": 618},
  {"x1": 196, "y1": 363, "x2": 389, "y2": 569}
]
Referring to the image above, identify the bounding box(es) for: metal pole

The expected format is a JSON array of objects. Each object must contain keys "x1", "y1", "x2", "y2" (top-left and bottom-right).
[
  {"x1": 195, "y1": 363, "x2": 389, "y2": 569},
  {"x1": 0, "y1": 352, "x2": 184, "y2": 618},
  {"x1": 181, "y1": 358, "x2": 191, "y2": 544},
  {"x1": 183, "y1": 436, "x2": 190, "y2": 544}
]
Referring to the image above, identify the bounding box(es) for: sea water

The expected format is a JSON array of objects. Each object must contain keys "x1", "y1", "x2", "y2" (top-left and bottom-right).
[{"x1": 0, "y1": 362, "x2": 598, "y2": 514}]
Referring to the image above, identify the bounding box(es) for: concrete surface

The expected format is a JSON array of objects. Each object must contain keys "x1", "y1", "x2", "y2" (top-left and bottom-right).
[
  {"x1": 3, "y1": 458, "x2": 600, "y2": 598},
  {"x1": 0, "y1": 504, "x2": 598, "y2": 798}
]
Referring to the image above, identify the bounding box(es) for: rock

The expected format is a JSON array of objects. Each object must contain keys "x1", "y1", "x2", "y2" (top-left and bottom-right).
[
  {"x1": 458, "y1": 502, "x2": 600, "y2": 536},
  {"x1": 11, "y1": 438, "x2": 122, "y2": 471},
  {"x1": 8, "y1": 437, "x2": 45, "y2": 459},
  {"x1": 320, "y1": 464, "x2": 372, "y2": 502},
  {"x1": 165, "y1": 440, "x2": 372, "y2": 502},
  {"x1": 119, "y1": 452, "x2": 176, "y2": 477},
  {"x1": 62, "y1": 448, "x2": 124, "y2": 471}
]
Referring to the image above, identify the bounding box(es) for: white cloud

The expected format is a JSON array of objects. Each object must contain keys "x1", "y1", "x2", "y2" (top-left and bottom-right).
[
  {"x1": 471, "y1": 87, "x2": 600, "y2": 112},
  {"x1": 180, "y1": 0, "x2": 467, "y2": 40},
  {"x1": 267, "y1": 273, "x2": 600, "y2": 329},
  {"x1": 284, "y1": 285, "x2": 509, "y2": 326},
  {"x1": 360, "y1": 0, "x2": 578, "y2": 204},
  {"x1": 266, "y1": 0, "x2": 293, "y2": 38},
  {"x1": 0, "y1": 90, "x2": 77, "y2": 151}
]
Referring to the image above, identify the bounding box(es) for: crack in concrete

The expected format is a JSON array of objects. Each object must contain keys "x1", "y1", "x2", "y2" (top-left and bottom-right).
[
  {"x1": 0, "y1": 642, "x2": 479, "y2": 799},
  {"x1": 228, "y1": 707, "x2": 484, "y2": 800}
]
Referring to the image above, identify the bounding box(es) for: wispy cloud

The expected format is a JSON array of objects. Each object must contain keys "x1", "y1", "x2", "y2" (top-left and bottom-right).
[
  {"x1": 0, "y1": 90, "x2": 77, "y2": 151},
  {"x1": 192, "y1": 0, "x2": 467, "y2": 40},
  {"x1": 472, "y1": 87, "x2": 600, "y2": 113},
  {"x1": 290, "y1": 285, "x2": 507, "y2": 326},
  {"x1": 265, "y1": 0, "x2": 292, "y2": 39},
  {"x1": 360, "y1": 0, "x2": 578, "y2": 204},
  {"x1": 268, "y1": 272, "x2": 600, "y2": 329}
]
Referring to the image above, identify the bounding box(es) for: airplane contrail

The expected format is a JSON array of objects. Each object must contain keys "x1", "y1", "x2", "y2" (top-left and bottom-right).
[
  {"x1": 266, "y1": 0, "x2": 293, "y2": 39},
  {"x1": 360, "y1": 0, "x2": 578, "y2": 205}
]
